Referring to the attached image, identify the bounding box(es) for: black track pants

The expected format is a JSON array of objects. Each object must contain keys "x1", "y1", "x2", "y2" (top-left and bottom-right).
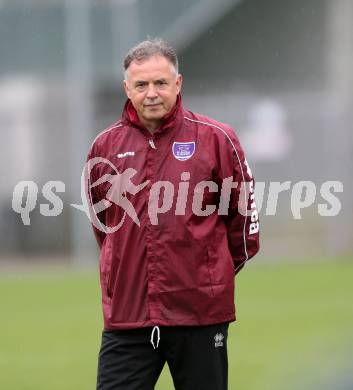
[{"x1": 97, "y1": 323, "x2": 229, "y2": 390}]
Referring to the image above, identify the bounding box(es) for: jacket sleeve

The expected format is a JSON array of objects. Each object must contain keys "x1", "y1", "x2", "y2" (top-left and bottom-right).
[
  {"x1": 86, "y1": 148, "x2": 107, "y2": 249},
  {"x1": 216, "y1": 126, "x2": 260, "y2": 275}
]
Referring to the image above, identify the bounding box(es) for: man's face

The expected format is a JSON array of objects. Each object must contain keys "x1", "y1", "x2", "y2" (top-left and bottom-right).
[{"x1": 124, "y1": 55, "x2": 182, "y2": 128}]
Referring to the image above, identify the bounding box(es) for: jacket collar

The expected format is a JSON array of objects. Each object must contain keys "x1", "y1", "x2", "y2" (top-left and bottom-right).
[{"x1": 122, "y1": 94, "x2": 184, "y2": 137}]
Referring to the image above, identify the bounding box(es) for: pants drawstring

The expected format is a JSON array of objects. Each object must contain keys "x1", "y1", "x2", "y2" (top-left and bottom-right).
[{"x1": 150, "y1": 326, "x2": 160, "y2": 349}]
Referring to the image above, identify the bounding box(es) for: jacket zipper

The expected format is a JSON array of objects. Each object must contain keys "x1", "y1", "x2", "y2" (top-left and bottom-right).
[{"x1": 149, "y1": 139, "x2": 157, "y2": 149}]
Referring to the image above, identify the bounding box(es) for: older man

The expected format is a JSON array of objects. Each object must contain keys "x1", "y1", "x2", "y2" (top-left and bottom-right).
[{"x1": 87, "y1": 38, "x2": 260, "y2": 390}]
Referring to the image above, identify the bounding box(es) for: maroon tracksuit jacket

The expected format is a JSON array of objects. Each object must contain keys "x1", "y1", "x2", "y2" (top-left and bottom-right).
[{"x1": 87, "y1": 95, "x2": 260, "y2": 330}]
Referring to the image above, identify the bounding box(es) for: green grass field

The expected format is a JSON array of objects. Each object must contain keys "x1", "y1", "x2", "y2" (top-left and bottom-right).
[{"x1": 1, "y1": 259, "x2": 352, "y2": 390}]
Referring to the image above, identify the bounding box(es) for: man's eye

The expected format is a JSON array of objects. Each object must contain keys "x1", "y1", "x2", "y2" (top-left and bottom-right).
[{"x1": 156, "y1": 81, "x2": 167, "y2": 86}]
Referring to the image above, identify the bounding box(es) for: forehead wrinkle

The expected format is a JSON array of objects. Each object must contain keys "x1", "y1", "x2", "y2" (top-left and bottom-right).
[{"x1": 125, "y1": 56, "x2": 177, "y2": 82}]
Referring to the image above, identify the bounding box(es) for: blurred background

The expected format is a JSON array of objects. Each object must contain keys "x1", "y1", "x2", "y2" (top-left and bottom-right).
[{"x1": 0, "y1": 0, "x2": 352, "y2": 389}]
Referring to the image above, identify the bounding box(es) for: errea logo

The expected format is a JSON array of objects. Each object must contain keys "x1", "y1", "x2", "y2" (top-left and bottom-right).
[
  {"x1": 117, "y1": 151, "x2": 135, "y2": 159},
  {"x1": 214, "y1": 333, "x2": 224, "y2": 348}
]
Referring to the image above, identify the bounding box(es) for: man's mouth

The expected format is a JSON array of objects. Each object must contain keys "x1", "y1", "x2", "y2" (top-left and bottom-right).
[{"x1": 145, "y1": 103, "x2": 162, "y2": 107}]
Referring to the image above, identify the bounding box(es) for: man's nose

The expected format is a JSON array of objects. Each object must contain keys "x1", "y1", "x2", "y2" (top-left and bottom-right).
[{"x1": 146, "y1": 84, "x2": 158, "y2": 99}]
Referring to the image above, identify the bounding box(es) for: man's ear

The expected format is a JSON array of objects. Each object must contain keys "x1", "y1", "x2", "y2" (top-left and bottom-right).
[
  {"x1": 123, "y1": 80, "x2": 130, "y2": 99},
  {"x1": 176, "y1": 74, "x2": 183, "y2": 94}
]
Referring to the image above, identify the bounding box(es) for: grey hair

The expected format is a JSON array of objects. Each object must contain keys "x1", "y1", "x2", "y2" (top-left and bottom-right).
[{"x1": 123, "y1": 38, "x2": 179, "y2": 79}]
